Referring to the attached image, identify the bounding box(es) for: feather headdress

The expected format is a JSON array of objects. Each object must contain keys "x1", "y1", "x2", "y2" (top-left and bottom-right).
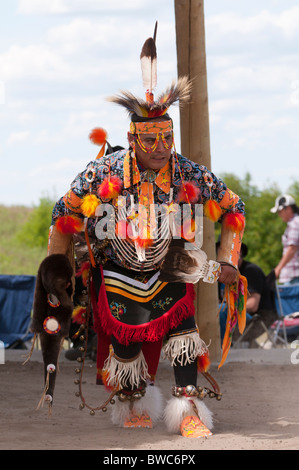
[{"x1": 107, "y1": 22, "x2": 192, "y2": 119}]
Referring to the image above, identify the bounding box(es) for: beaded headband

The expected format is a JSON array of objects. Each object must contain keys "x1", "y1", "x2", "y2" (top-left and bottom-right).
[{"x1": 129, "y1": 120, "x2": 173, "y2": 135}]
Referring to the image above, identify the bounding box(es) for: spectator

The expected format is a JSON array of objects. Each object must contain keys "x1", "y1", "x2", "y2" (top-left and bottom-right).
[
  {"x1": 236, "y1": 243, "x2": 277, "y2": 346},
  {"x1": 217, "y1": 242, "x2": 277, "y2": 346},
  {"x1": 270, "y1": 194, "x2": 299, "y2": 284}
]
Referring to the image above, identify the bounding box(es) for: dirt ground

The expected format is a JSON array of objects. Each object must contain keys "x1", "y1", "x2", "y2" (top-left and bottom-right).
[{"x1": 0, "y1": 347, "x2": 298, "y2": 452}]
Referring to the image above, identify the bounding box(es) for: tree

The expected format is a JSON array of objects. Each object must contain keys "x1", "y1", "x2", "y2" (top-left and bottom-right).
[
  {"x1": 216, "y1": 173, "x2": 287, "y2": 274},
  {"x1": 16, "y1": 196, "x2": 55, "y2": 248}
]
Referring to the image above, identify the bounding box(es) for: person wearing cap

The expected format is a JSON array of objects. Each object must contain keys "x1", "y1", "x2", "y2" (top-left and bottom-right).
[
  {"x1": 270, "y1": 194, "x2": 299, "y2": 284},
  {"x1": 30, "y1": 28, "x2": 246, "y2": 438},
  {"x1": 235, "y1": 243, "x2": 276, "y2": 345}
]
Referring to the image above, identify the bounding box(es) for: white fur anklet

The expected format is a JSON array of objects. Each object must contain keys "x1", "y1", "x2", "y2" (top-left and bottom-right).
[
  {"x1": 111, "y1": 385, "x2": 163, "y2": 427},
  {"x1": 164, "y1": 396, "x2": 213, "y2": 433},
  {"x1": 134, "y1": 385, "x2": 163, "y2": 425}
]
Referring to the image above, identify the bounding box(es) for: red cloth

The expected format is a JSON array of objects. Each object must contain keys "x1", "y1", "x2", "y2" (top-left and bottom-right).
[{"x1": 92, "y1": 266, "x2": 195, "y2": 385}]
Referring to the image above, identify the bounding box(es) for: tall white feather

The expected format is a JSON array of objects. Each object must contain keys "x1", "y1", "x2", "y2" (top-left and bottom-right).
[
  {"x1": 140, "y1": 53, "x2": 157, "y2": 92},
  {"x1": 140, "y1": 22, "x2": 158, "y2": 94}
]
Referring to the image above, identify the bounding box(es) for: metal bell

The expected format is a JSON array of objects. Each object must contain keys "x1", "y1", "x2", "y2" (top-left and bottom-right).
[{"x1": 185, "y1": 385, "x2": 197, "y2": 396}]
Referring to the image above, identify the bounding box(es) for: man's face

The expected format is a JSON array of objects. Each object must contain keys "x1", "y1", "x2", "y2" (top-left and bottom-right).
[{"x1": 128, "y1": 131, "x2": 173, "y2": 171}]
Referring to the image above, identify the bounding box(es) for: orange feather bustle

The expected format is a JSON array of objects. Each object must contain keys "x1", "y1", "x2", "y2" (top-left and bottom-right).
[
  {"x1": 135, "y1": 236, "x2": 154, "y2": 249},
  {"x1": 134, "y1": 224, "x2": 154, "y2": 248},
  {"x1": 81, "y1": 193, "x2": 101, "y2": 218},
  {"x1": 71, "y1": 306, "x2": 87, "y2": 324},
  {"x1": 197, "y1": 351, "x2": 210, "y2": 373},
  {"x1": 89, "y1": 128, "x2": 107, "y2": 146},
  {"x1": 222, "y1": 212, "x2": 245, "y2": 232},
  {"x1": 181, "y1": 219, "x2": 197, "y2": 241},
  {"x1": 177, "y1": 181, "x2": 200, "y2": 203},
  {"x1": 76, "y1": 261, "x2": 90, "y2": 286},
  {"x1": 203, "y1": 199, "x2": 222, "y2": 222},
  {"x1": 101, "y1": 369, "x2": 119, "y2": 392},
  {"x1": 97, "y1": 176, "x2": 123, "y2": 200},
  {"x1": 55, "y1": 215, "x2": 83, "y2": 234},
  {"x1": 115, "y1": 220, "x2": 135, "y2": 241}
]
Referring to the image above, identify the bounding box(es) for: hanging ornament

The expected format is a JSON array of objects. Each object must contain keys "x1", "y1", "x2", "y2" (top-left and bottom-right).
[
  {"x1": 47, "y1": 293, "x2": 60, "y2": 308},
  {"x1": 43, "y1": 316, "x2": 61, "y2": 335},
  {"x1": 55, "y1": 215, "x2": 83, "y2": 234},
  {"x1": 71, "y1": 306, "x2": 87, "y2": 325},
  {"x1": 89, "y1": 127, "x2": 108, "y2": 159},
  {"x1": 75, "y1": 261, "x2": 90, "y2": 287},
  {"x1": 181, "y1": 218, "x2": 197, "y2": 242},
  {"x1": 197, "y1": 351, "x2": 211, "y2": 373},
  {"x1": 222, "y1": 213, "x2": 245, "y2": 232},
  {"x1": 177, "y1": 181, "x2": 200, "y2": 204},
  {"x1": 97, "y1": 175, "x2": 123, "y2": 200},
  {"x1": 81, "y1": 193, "x2": 101, "y2": 218},
  {"x1": 203, "y1": 199, "x2": 222, "y2": 222}
]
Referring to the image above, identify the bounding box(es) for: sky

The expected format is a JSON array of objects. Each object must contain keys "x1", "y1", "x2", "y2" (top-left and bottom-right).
[{"x1": 0, "y1": 0, "x2": 299, "y2": 206}]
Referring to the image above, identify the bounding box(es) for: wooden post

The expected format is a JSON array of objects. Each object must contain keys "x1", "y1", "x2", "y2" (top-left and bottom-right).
[{"x1": 174, "y1": 0, "x2": 221, "y2": 361}]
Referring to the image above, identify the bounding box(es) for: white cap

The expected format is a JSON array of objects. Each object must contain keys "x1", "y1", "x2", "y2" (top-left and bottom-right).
[{"x1": 270, "y1": 194, "x2": 296, "y2": 213}]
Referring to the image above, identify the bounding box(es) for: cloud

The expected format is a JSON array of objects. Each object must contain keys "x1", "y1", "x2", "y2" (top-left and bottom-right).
[
  {"x1": 18, "y1": 0, "x2": 152, "y2": 14},
  {"x1": 28, "y1": 157, "x2": 77, "y2": 177},
  {"x1": 7, "y1": 130, "x2": 30, "y2": 144},
  {"x1": 0, "y1": 44, "x2": 71, "y2": 81},
  {"x1": 18, "y1": 0, "x2": 69, "y2": 14},
  {"x1": 0, "y1": 81, "x2": 5, "y2": 104},
  {"x1": 206, "y1": 7, "x2": 299, "y2": 40}
]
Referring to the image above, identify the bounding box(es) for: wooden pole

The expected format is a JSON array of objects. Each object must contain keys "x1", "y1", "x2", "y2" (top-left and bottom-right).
[{"x1": 174, "y1": 0, "x2": 221, "y2": 361}]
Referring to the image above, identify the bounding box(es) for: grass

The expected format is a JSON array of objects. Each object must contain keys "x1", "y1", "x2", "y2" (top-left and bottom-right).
[{"x1": 0, "y1": 205, "x2": 48, "y2": 275}]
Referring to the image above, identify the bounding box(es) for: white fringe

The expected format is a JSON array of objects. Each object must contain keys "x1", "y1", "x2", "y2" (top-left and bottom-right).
[
  {"x1": 103, "y1": 350, "x2": 150, "y2": 389},
  {"x1": 111, "y1": 385, "x2": 164, "y2": 427},
  {"x1": 163, "y1": 331, "x2": 208, "y2": 366},
  {"x1": 164, "y1": 396, "x2": 213, "y2": 433}
]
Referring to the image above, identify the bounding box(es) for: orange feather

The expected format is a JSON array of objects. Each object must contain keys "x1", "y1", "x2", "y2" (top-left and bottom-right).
[
  {"x1": 81, "y1": 193, "x2": 101, "y2": 218},
  {"x1": 177, "y1": 181, "x2": 200, "y2": 203},
  {"x1": 98, "y1": 176, "x2": 123, "y2": 200},
  {"x1": 197, "y1": 351, "x2": 210, "y2": 373},
  {"x1": 222, "y1": 213, "x2": 245, "y2": 232},
  {"x1": 89, "y1": 128, "x2": 107, "y2": 146},
  {"x1": 203, "y1": 199, "x2": 222, "y2": 222},
  {"x1": 55, "y1": 215, "x2": 83, "y2": 234}
]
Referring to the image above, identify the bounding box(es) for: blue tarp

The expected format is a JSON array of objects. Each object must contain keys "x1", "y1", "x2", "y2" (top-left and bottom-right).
[{"x1": 0, "y1": 275, "x2": 36, "y2": 348}]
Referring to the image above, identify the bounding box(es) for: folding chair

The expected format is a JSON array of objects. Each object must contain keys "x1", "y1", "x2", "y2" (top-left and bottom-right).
[
  {"x1": 232, "y1": 271, "x2": 289, "y2": 349},
  {"x1": 232, "y1": 312, "x2": 278, "y2": 348},
  {"x1": 271, "y1": 282, "x2": 299, "y2": 345}
]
